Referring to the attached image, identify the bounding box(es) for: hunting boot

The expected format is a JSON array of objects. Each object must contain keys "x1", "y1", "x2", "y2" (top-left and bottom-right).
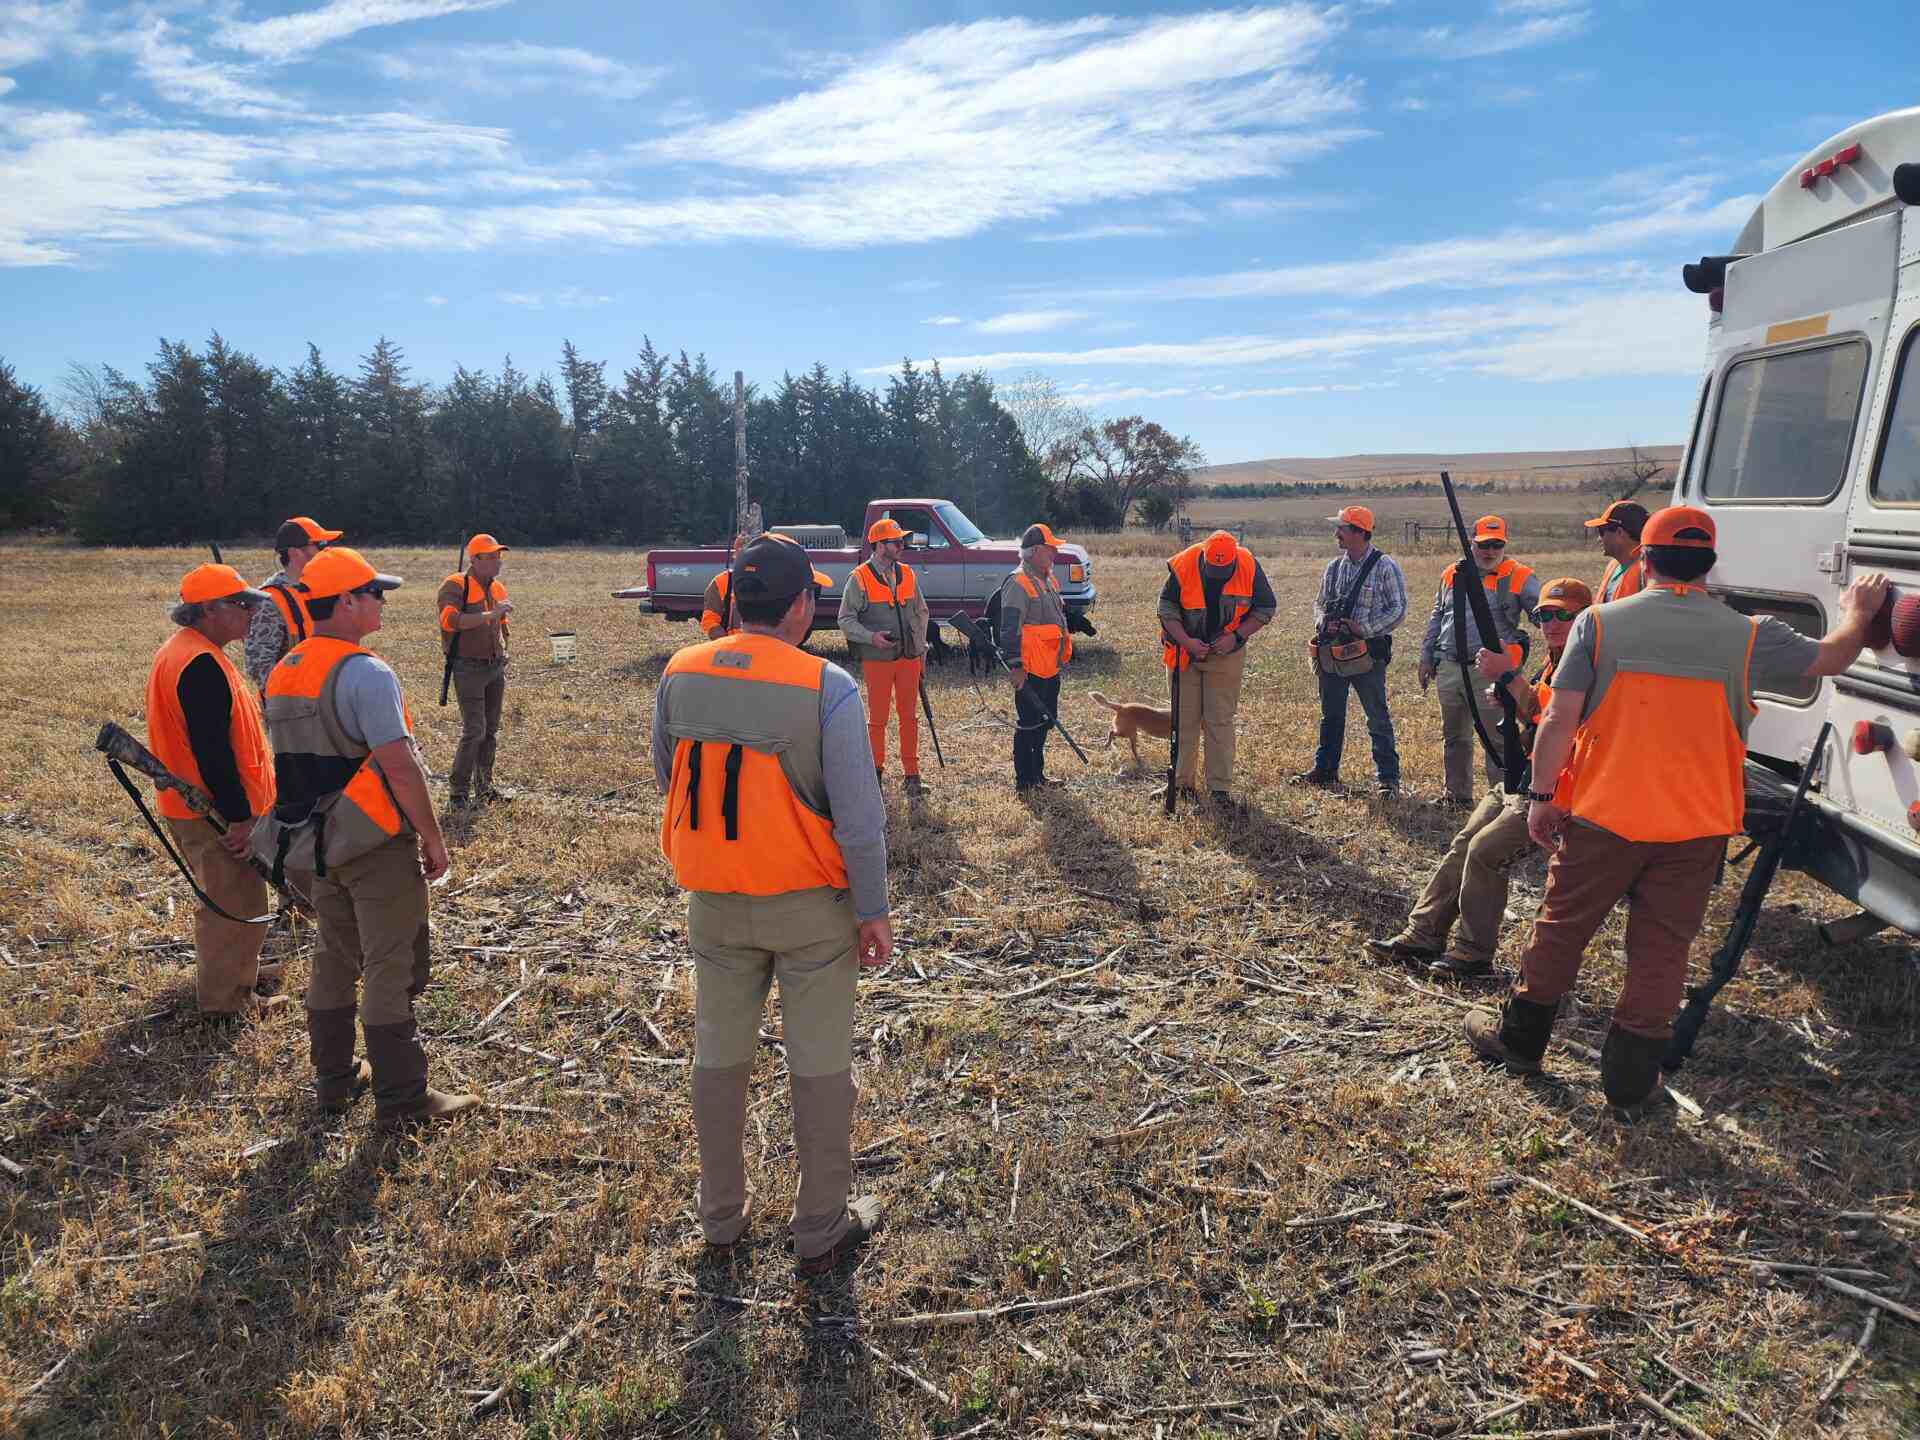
[
  {"x1": 307, "y1": 1006, "x2": 372, "y2": 1114},
  {"x1": 1463, "y1": 995, "x2": 1557, "y2": 1075},
  {"x1": 364, "y1": 1019, "x2": 479, "y2": 1129},
  {"x1": 1601, "y1": 1024, "x2": 1668, "y2": 1120},
  {"x1": 904, "y1": 774, "x2": 926, "y2": 798},
  {"x1": 1364, "y1": 931, "x2": 1442, "y2": 967}
]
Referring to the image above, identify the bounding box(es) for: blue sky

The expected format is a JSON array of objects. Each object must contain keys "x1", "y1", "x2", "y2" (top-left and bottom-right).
[{"x1": 2, "y1": 0, "x2": 1915, "y2": 465}]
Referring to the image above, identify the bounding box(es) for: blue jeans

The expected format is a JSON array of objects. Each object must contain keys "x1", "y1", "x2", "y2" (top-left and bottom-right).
[{"x1": 1314, "y1": 662, "x2": 1400, "y2": 786}]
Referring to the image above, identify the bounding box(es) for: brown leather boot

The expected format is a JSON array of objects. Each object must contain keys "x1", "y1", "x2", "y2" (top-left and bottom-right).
[
  {"x1": 795, "y1": 1196, "x2": 884, "y2": 1280},
  {"x1": 1601, "y1": 1024, "x2": 1667, "y2": 1118},
  {"x1": 1364, "y1": 932, "x2": 1442, "y2": 967},
  {"x1": 364, "y1": 1019, "x2": 479, "y2": 1129},
  {"x1": 308, "y1": 1006, "x2": 372, "y2": 1113},
  {"x1": 1464, "y1": 996, "x2": 1557, "y2": 1074}
]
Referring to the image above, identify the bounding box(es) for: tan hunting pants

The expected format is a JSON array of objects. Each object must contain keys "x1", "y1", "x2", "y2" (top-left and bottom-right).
[
  {"x1": 165, "y1": 818, "x2": 268, "y2": 1013},
  {"x1": 302, "y1": 836, "x2": 432, "y2": 1026},
  {"x1": 1436, "y1": 661, "x2": 1502, "y2": 802},
  {"x1": 1404, "y1": 788, "x2": 1533, "y2": 961},
  {"x1": 449, "y1": 658, "x2": 507, "y2": 799},
  {"x1": 1174, "y1": 644, "x2": 1247, "y2": 792}
]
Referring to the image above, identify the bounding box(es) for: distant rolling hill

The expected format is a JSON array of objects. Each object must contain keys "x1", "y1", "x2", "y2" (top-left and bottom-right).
[{"x1": 1195, "y1": 445, "x2": 1684, "y2": 491}]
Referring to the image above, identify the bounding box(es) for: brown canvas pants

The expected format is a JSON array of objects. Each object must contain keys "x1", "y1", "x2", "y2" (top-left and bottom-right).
[
  {"x1": 1514, "y1": 821, "x2": 1723, "y2": 1039},
  {"x1": 1436, "y1": 662, "x2": 1502, "y2": 802},
  {"x1": 1174, "y1": 644, "x2": 1246, "y2": 792},
  {"x1": 302, "y1": 837, "x2": 432, "y2": 1026},
  {"x1": 165, "y1": 818, "x2": 268, "y2": 1013},
  {"x1": 449, "y1": 658, "x2": 507, "y2": 800},
  {"x1": 1405, "y1": 788, "x2": 1533, "y2": 961},
  {"x1": 687, "y1": 886, "x2": 859, "y2": 1260}
]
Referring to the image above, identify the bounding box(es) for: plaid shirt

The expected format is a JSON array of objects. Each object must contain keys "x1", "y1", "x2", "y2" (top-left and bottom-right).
[{"x1": 1313, "y1": 546, "x2": 1408, "y2": 640}]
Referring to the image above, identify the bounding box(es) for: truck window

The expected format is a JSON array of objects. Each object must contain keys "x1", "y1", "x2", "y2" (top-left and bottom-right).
[
  {"x1": 1871, "y1": 326, "x2": 1920, "y2": 505},
  {"x1": 1702, "y1": 340, "x2": 1869, "y2": 503},
  {"x1": 882, "y1": 508, "x2": 946, "y2": 548},
  {"x1": 935, "y1": 502, "x2": 986, "y2": 546}
]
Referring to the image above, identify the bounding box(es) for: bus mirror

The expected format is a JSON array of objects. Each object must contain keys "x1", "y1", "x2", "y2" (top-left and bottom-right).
[{"x1": 1895, "y1": 163, "x2": 1920, "y2": 208}]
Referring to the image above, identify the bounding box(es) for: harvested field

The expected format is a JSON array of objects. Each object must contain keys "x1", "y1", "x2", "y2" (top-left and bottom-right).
[{"x1": 1, "y1": 537, "x2": 1917, "y2": 1439}]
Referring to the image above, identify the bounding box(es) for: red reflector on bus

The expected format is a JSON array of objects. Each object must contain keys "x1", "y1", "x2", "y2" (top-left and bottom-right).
[
  {"x1": 1800, "y1": 169, "x2": 1816, "y2": 189},
  {"x1": 1834, "y1": 143, "x2": 1862, "y2": 167}
]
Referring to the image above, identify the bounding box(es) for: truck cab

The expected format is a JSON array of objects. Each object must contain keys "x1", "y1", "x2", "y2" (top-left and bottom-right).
[{"x1": 1672, "y1": 106, "x2": 1920, "y2": 931}]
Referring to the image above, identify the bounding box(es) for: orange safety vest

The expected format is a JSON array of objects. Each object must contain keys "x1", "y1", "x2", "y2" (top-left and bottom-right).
[
  {"x1": 1599, "y1": 548, "x2": 1645, "y2": 603},
  {"x1": 659, "y1": 633, "x2": 850, "y2": 896},
  {"x1": 1528, "y1": 655, "x2": 1576, "y2": 807},
  {"x1": 439, "y1": 573, "x2": 509, "y2": 659},
  {"x1": 700, "y1": 571, "x2": 732, "y2": 636},
  {"x1": 853, "y1": 558, "x2": 917, "y2": 605},
  {"x1": 262, "y1": 637, "x2": 413, "y2": 877},
  {"x1": 1012, "y1": 570, "x2": 1072, "y2": 678},
  {"x1": 263, "y1": 580, "x2": 312, "y2": 649},
  {"x1": 145, "y1": 627, "x2": 275, "y2": 822},
  {"x1": 1441, "y1": 555, "x2": 1536, "y2": 602},
  {"x1": 1563, "y1": 584, "x2": 1757, "y2": 843},
  {"x1": 1161, "y1": 542, "x2": 1256, "y2": 671}
]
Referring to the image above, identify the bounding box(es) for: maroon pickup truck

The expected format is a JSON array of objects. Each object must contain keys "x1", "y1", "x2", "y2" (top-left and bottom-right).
[{"x1": 614, "y1": 498, "x2": 1097, "y2": 634}]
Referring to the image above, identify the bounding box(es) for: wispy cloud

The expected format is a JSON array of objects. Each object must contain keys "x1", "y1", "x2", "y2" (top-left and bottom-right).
[
  {"x1": 424, "y1": 293, "x2": 448, "y2": 305},
  {"x1": 0, "y1": 0, "x2": 83, "y2": 73},
  {"x1": 974, "y1": 309, "x2": 1089, "y2": 335},
  {"x1": 922, "y1": 315, "x2": 964, "y2": 326},
  {"x1": 1393, "y1": 0, "x2": 1589, "y2": 60},
  {"x1": 215, "y1": 0, "x2": 512, "y2": 63},
  {"x1": 495, "y1": 286, "x2": 613, "y2": 308},
  {"x1": 373, "y1": 41, "x2": 666, "y2": 99}
]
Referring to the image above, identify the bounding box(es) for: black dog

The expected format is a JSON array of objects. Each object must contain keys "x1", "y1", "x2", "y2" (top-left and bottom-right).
[
  {"x1": 964, "y1": 596, "x2": 1003, "y2": 677},
  {"x1": 924, "y1": 622, "x2": 954, "y2": 668}
]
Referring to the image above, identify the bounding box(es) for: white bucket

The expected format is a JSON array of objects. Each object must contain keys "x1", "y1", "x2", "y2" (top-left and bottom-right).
[{"x1": 548, "y1": 631, "x2": 577, "y2": 664}]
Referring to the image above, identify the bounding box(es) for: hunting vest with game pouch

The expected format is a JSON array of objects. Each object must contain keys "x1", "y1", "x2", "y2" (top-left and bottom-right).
[
  {"x1": 438, "y1": 573, "x2": 508, "y2": 661},
  {"x1": 1440, "y1": 556, "x2": 1535, "y2": 659},
  {"x1": 1010, "y1": 570, "x2": 1071, "y2": 678},
  {"x1": 263, "y1": 581, "x2": 313, "y2": 648},
  {"x1": 846, "y1": 559, "x2": 922, "y2": 662},
  {"x1": 1162, "y1": 542, "x2": 1255, "y2": 671},
  {"x1": 659, "y1": 632, "x2": 850, "y2": 896},
  {"x1": 1563, "y1": 585, "x2": 1757, "y2": 844},
  {"x1": 145, "y1": 627, "x2": 276, "y2": 823},
  {"x1": 257, "y1": 637, "x2": 415, "y2": 883}
]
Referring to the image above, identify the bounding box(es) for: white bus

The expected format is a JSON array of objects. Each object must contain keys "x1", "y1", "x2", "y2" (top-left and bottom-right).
[{"x1": 1671, "y1": 105, "x2": 1920, "y2": 935}]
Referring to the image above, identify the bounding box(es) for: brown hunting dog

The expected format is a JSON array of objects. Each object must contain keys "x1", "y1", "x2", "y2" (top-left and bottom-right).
[{"x1": 1088, "y1": 690, "x2": 1173, "y2": 768}]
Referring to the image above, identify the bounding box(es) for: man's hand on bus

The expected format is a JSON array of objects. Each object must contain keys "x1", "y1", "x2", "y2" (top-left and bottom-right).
[{"x1": 1809, "y1": 571, "x2": 1893, "y2": 676}]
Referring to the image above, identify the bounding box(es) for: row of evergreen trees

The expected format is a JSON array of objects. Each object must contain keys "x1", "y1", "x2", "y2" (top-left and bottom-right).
[{"x1": 0, "y1": 337, "x2": 1082, "y2": 546}]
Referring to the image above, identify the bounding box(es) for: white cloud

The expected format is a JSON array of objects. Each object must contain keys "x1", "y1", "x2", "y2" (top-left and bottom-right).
[
  {"x1": 424, "y1": 293, "x2": 448, "y2": 305},
  {"x1": 126, "y1": 18, "x2": 304, "y2": 118},
  {"x1": 0, "y1": 77, "x2": 15, "y2": 97},
  {"x1": 493, "y1": 287, "x2": 613, "y2": 308},
  {"x1": 0, "y1": 0, "x2": 83, "y2": 72},
  {"x1": 215, "y1": 0, "x2": 512, "y2": 63},
  {"x1": 499, "y1": 291, "x2": 542, "y2": 306},
  {"x1": 373, "y1": 41, "x2": 666, "y2": 99},
  {"x1": 922, "y1": 315, "x2": 964, "y2": 326},
  {"x1": 1409, "y1": 5, "x2": 1590, "y2": 60},
  {"x1": 974, "y1": 309, "x2": 1089, "y2": 335},
  {"x1": 1029, "y1": 222, "x2": 1171, "y2": 243}
]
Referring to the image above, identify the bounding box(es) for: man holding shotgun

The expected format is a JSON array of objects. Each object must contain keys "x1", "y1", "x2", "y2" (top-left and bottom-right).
[
  {"x1": 998, "y1": 523, "x2": 1075, "y2": 794},
  {"x1": 146, "y1": 563, "x2": 286, "y2": 1017},
  {"x1": 1157, "y1": 529, "x2": 1277, "y2": 806},
  {"x1": 439, "y1": 533, "x2": 513, "y2": 811},
  {"x1": 839, "y1": 517, "x2": 933, "y2": 795}
]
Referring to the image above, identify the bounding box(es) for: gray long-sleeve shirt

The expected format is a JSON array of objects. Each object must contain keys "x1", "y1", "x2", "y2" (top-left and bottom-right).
[
  {"x1": 1420, "y1": 560, "x2": 1541, "y2": 667},
  {"x1": 652, "y1": 658, "x2": 889, "y2": 921}
]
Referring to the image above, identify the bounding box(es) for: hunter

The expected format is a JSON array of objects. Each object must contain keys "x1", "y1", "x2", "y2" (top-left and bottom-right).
[
  {"x1": 1585, "y1": 500, "x2": 1649, "y2": 603},
  {"x1": 998, "y1": 523, "x2": 1074, "y2": 794},
  {"x1": 839, "y1": 516, "x2": 932, "y2": 794},
  {"x1": 1157, "y1": 529, "x2": 1277, "y2": 804},
  {"x1": 1296, "y1": 505, "x2": 1409, "y2": 796},
  {"x1": 245, "y1": 516, "x2": 342, "y2": 691},
  {"x1": 439, "y1": 533, "x2": 513, "y2": 811}
]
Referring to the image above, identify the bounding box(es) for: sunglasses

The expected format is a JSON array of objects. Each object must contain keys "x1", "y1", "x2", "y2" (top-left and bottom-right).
[
  {"x1": 1474, "y1": 538, "x2": 1506, "y2": 549},
  {"x1": 1534, "y1": 607, "x2": 1580, "y2": 624},
  {"x1": 349, "y1": 585, "x2": 388, "y2": 603},
  {"x1": 1595, "y1": 522, "x2": 1622, "y2": 535}
]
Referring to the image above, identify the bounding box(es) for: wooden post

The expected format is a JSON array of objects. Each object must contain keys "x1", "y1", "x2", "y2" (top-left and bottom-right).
[{"x1": 733, "y1": 370, "x2": 748, "y2": 539}]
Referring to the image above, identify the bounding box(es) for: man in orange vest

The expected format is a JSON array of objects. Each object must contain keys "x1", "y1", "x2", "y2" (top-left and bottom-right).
[
  {"x1": 1158, "y1": 529, "x2": 1276, "y2": 802},
  {"x1": 653, "y1": 533, "x2": 892, "y2": 1277},
  {"x1": 1584, "y1": 500, "x2": 1648, "y2": 603},
  {"x1": 259, "y1": 547, "x2": 478, "y2": 1126},
  {"x1": 1464, "y1": 508, "x2": 1889, "y2": 1114},
  {"x1": 1419, "y1": 515, "x2": 1540, "y2": 805},
  {"x1": 700, "y1": 569, "x2": 734, "y2": 641},
  {"x1": 439, "y1": 533, "x2": 513, "y2": 810},
  {"x1": 999, "y1": 523, "x2": 1074, "y2": 793},
  {"x1": 839, "y1": 517, "x2": 932, "y2": 794},
  {"x1": 147, "y1": 564, "x2": 286, "y2": 1017},
  {"x1": 246, "y1": 516, "x2": 342, "y2": 691}
]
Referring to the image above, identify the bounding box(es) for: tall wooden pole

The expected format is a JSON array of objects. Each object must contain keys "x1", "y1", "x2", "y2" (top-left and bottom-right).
[{"x1": 733, "y1": 370, "x2": 747, "y2": 539}]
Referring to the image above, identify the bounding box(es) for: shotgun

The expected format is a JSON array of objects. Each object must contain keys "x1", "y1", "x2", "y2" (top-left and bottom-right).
[
  {"x1": 949, "y1": 610, "x2": 1088, "y2": 764},
  {"x1": 1165, "y1": 627, "x2": 1181, "y2": 814},
  {"x1": 1439, "y1": 470, "x2": 1524, "y2": 794},
  {"x1": 870, "y1": 556, "x2": 945, "y2": 769},
  {"x1": 439, "y1": 538, "x2": 471, "y2": 707}
]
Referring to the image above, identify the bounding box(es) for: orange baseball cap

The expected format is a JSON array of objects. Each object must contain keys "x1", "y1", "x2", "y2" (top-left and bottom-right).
[
  {"x1": 1642, "y1": 505, "x2": 1716, "y2": 549},
  {"x1": 1583, "y1": 499, "x2": 1650, "y2": 532},
  {"x1": 1021, "y1": 523, "x2": 1064, "y2": 548},
  {"x1": 275, "y1": 516, "x2": 342, "y2": 550},
  {"x1": 867, "y1": 517, "x2": 907, "y2": 544},
  {"x1": 1201, "y1": 530, "x2": 1239, "y2": 567},
  {"x1": 179, "y1": 563, "x2": 268, "y2": 607},
  {"x1": 297, "y1": 546, "x2": 405, "y2": 600},
  {"x1": 1327, "y1": 505, "x2": 1374, "y2": 531},
  {"x1": 1472, "y1": 515, "x2": 1507, "y2": 542},
  {"x1": 465, "y1": 533, "x2": 509, "y2": 557},
  {"x1": 1536, "y1": 577, "x2": 1594, "y2": 612}
]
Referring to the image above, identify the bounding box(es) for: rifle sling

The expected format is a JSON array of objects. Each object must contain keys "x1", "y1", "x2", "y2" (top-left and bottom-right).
[{"x1": 107, "y1": 758, "x2": 274, "y2": 926}]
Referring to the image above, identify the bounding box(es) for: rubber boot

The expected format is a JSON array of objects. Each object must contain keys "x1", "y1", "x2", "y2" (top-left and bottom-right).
[
  {"x1": 308, "y1": 1006, "x2": 372, "y2": 1113},
  {"x1": 1601, "y1": 1024, "x2": 1667, "y2": 1117},
  {"x1": 1464, "y1": 995, "x2": 1557, "y2": 1074},
  {"x1": 364, "y1": 1019, "x2": 479, "y2": 1129},
  {"x1": 691, "y1": 1063, "x2": 754, "y2": 1248}
]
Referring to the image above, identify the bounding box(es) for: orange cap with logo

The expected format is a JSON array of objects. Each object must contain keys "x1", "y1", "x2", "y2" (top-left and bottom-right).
[
  {"x1": 867, "y1": 517, "x2": 907, "y2": 544},
  {"x1": 465, "y1": 533, "x2": 509, "y2": 557},
  {"x1": 179, "y1": 562, "x2": 268, "y2": 606},
  {"x1": 1327, "y1": 505, "x2": 1374, "y2": 531},
  {"x1": 1536, "y1": 577, "x2": 1594, "y2": 612},
  {"x1": 297, "y1": 546, "x2": 406, "y2": 600},
  {"x1": 1642, "y1": 505, "x2": 1716, "y2": 549},
  {"x1": 1472, "y1": 515, "x2": 1508, "y2": 542},
  {"x1": 1201, "y1": 530, "x2": 1240, "y2": 567}
]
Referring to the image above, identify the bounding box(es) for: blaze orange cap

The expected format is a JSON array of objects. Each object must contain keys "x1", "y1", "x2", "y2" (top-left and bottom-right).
[
  {"x1": 1536, "y1": 577, "x2": 1594, "y2": 612},
  {"x1": 1201, "y1": 530, "x2": 1240, "y2": 567},
  {"x1": 1473, "y1": 515, "x2": 1508, "y2": 542},
  {"x1": 276, "y1": 516, "x2": 342, "y2": 549},
  {"x1": 1327, "y1": 505, "x2": 1374, "y2": 531},
  {"x1": 867, "y1": 517, "x2": 907, "y2": 544},
  {"x1": 1020, "y1": 522, "x2": 1064, "y2": 548},
  {"x1": 297, "y1": 546, "x2": 405, "y2": 600},
  {"x1": 466, "y1": 533, "x2": 509, "y2": 557},
  {"x1": 1642, "y1": 505, "x2": 1716, "y2": 549},
  {"x1": 179, "y1": 563, "x2": 268, "y2": 606}
]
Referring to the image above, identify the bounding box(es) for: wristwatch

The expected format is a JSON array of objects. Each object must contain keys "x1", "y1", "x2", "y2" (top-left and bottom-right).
[
  {"x1": 1525, "y1": 790, "x2": 1556, "y2": 804},
  {"x1": 1496, "y1": 669, "x2": 1518, "y2": 687}
]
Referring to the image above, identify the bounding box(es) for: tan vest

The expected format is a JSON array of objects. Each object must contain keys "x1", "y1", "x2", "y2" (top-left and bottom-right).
[{"x1": 439, "y1": 573, "x2": 508, "y2": 661}]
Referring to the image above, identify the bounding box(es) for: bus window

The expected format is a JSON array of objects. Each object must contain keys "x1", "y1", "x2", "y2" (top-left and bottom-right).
[
  {"x1": 1871, "y1": 326, "x2": 1920, "y2": 505},
  {"x1": 1702, "y1": 340, "x2": 1869, "y2": 503}
]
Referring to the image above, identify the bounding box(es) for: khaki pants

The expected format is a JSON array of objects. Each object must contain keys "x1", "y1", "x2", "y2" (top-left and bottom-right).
[
  {"x1": 1515, "y1": 822, "x2": 1723, "y2": 1039},
  {"x1": 165, "y1": 818, "x2": 268, "y2": 1013},
  {"x1": 303, "y1": 836, "x2": 432, "y2": 1027},
  {"x1": 688, "y1": 886, "x2": 859, "y2": 1259},
  {"x1": 1405, "y1": 789, "x2": 1533, "y2": 961},
  {"x1": 449, "y1": 658, "x2": 507, "y2": 799},
  {"x1": 1436, "y1": 661, "x2": 1502, "y2": 802},
  {"x1": 1174, "y1": 644, "x2": 1247, "y2": 791}
]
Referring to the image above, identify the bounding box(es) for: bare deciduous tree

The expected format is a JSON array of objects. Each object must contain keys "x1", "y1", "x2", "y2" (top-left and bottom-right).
[{"x1": 999, "y1": 371, "x2": 1089, "y2": 484}]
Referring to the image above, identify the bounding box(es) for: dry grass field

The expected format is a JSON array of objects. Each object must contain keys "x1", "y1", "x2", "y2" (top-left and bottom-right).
[{"x1": 2, "y1": 536, "x2": 1917, "y2": 1440}]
